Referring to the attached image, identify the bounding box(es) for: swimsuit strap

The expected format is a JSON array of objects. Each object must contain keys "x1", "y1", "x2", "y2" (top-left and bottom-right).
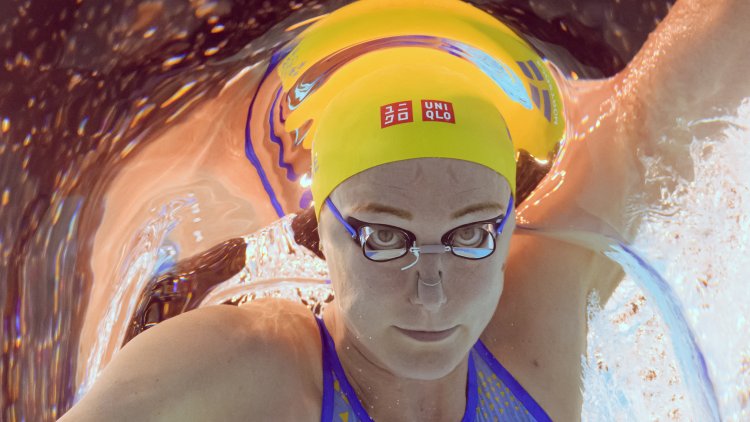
[
  {"x1": 314, "y1": 316, "x2": 335, "y2": 421},
  {"x1": 462, "y1": 351, "x2": 479, "y2": 422},
  {"x1": 473, "y1": 339, "x2": 553, "y2": 422},
  {"x1": 315, "y1": 316, "x2": 375, "y2": 422}
]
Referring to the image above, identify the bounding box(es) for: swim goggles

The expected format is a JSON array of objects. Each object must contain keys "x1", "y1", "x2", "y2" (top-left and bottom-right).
[{"x1": 324, "y1": 196, "x2": 514, "y2": 271}]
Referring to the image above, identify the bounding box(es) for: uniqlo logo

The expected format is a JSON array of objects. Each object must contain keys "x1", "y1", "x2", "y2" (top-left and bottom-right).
[
  {"x1": 380, "y1": 101, "x2": 413, "y2": 128},
  {"x1": 421, "y1": 100, "x2": 455, "y2": 123}
]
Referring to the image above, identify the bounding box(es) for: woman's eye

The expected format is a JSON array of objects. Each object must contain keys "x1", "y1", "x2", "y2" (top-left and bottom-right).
[
  {"x1": 366, "y1": 228, "x2": 405, "y2": 249},
  {"x1": 452, "y1": 227, "x2": 486, "y2": 247}
]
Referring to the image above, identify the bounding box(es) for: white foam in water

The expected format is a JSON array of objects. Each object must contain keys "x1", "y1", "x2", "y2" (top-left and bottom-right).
[{"x1": 583, "y1": 100, "x2": 750, "y2": 421}]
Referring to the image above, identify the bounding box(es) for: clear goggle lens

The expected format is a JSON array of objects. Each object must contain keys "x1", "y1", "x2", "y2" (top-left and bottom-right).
[
  {"x1": 360, "y1": 226, "x2": 410, "y2": 260},
  {"x1": 448, "y1": 223, "x2": 496, "y2": 258}
]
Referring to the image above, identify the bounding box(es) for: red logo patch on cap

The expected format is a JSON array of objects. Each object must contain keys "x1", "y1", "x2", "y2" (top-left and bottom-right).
[
  {"x1": 421, "y1": 100, "x2": 455, "y2": 124},
  {"x1": 380, "y1": 101, "x2": 414, "y2": 128}
]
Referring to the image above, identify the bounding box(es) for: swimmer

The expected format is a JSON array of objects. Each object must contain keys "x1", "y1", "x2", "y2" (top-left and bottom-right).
[{"x1": 59, "y1": 0, "x2": 749, "y2": 420}]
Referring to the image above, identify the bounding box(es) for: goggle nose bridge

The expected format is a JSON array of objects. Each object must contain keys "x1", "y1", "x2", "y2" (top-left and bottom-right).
[
  {"x1": 401, "y1": 244, "x2": 452, "y2": 270},
  {"x1": 412, "y1": 244, "x2": 452, "y2": 254}
]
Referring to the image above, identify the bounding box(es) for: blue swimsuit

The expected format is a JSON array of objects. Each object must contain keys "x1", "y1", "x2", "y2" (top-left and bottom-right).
[{"x1": 315, "y1": 317, "x2": 552, "y2": 421}]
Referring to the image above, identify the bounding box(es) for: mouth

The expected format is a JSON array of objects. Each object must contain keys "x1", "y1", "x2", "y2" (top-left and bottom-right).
[{"x1": 395, "y1": 326, "x2": 458, "y2": 342}]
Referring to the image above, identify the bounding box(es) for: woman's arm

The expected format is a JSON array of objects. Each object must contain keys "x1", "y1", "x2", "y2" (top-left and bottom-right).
[
  {"x1": 516, "y1": 0, "x2": 749, "y2": 303},
  {"x1": 57, "y1": 303, "x2": 317, "y2": 421},
  {"x1": 620, "y1": 0, "x2": 750, "y2": 138}
]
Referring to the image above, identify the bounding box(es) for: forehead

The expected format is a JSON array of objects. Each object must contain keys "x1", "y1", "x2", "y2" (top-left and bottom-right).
[{"x1": 331, "y1": 158, "x2": 509, "y2": 210}]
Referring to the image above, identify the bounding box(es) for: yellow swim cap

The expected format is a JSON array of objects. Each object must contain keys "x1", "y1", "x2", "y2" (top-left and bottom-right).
[
  {"x1": 277, "y1": 0, "x2": 566, "y2": 219},
  {"x1": 311, "y1": 48, "x2": 516, "y2": 219}
]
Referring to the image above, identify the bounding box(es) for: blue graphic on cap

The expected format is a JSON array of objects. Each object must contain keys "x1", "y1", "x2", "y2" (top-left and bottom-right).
[{"x1": 454, "y1": 41, "x2": 532, "y2": 110}]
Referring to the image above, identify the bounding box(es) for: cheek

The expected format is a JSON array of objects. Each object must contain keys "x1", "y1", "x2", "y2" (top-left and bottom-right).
[
  {"x1": 447, "y1": 256, "x2": 505, "y2": 316},
  {"x1": 327, "y1": 244, "x2": 406, "y2": 330}
]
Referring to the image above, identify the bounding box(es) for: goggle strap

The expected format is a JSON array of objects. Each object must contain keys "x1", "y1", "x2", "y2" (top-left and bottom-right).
[
  {"x1": 325, "y1": 197, "x2": 357, "y2": 238},
  {"x1": 495, "y1": 195, "x2": 514, "y2": 235}
]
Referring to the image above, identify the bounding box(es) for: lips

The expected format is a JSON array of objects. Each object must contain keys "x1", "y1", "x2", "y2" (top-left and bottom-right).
[{"x1": 395, "y1": 325, "x2": 458, "y2": 342}]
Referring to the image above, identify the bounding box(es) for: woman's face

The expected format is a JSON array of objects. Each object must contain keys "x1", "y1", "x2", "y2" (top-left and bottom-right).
[{"x1": 318, "y1": 158, "x2": 514, "y2": 380}]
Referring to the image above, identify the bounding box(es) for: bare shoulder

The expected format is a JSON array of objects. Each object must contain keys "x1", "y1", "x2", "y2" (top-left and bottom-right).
[
  {"x1": 59, "y1": 300, "x2": 322, "y2": 422},
  {"x1": 484, "y1": 231, "x2": 612, "y2": 421}
]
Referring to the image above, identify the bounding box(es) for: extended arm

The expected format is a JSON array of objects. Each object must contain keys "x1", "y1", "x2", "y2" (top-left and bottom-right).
[
  {"x1": 516, "y1": 0, "x2": 750, "y2": 303},
  {"x1": 621, "y1": 0, "x2": 750, "y2": 137}
]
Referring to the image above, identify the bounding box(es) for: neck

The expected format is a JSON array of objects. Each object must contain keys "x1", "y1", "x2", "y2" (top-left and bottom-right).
[{"x1": 323, "y1": 307, "x2": 471, "y2": 422}]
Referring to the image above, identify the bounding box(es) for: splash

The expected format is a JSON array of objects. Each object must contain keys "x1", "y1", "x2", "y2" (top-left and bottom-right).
[{"x1": 581, "y1": 100, "x2": 750, "y2": 420}]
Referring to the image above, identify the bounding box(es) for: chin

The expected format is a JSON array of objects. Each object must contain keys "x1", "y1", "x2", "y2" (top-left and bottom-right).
[{"x1": 380, "y1": 331, "x2": 472, "y2": 381}]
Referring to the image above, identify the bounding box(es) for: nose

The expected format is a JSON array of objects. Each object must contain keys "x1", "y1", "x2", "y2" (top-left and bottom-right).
[{"x1": 410, "y1": 267, "x2": 447, "y2": 312}]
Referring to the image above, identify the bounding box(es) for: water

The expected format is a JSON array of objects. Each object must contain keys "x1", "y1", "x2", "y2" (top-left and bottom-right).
[
  {"x1": 3, "y1": 1, "x2": 749, "y2": 421},
  {"x1": 581, "y1": 102, "x2": 750, "y2": 420}
]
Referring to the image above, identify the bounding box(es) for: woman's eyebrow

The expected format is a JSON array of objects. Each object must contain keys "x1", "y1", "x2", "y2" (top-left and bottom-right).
[
  {"x1": 351, "y1": 203, "x2": 413, "y2": 219},
  {"x1": 451, "y1": 202, "x2": 504, "y2": 219},
  {"x1": 350, "y1": 201, "x2": 504, "y2": 220}
]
